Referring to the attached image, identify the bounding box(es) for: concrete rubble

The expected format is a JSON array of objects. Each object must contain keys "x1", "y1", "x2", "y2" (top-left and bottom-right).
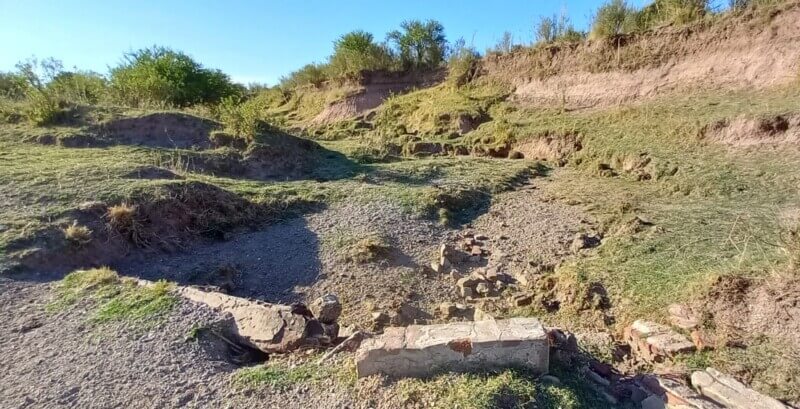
[
  {"x1": 355, "y1": 317, "x2": 549, "y2": 378},
  {"x1": 624, "y1": 320, "x2": 695, "y2": 362},
  {"x1": 177, "y1": 286, "x2": 338, "y2": 354},
  {"x1": 691, "y1": 368, "x2": 789, "y2": 409}
]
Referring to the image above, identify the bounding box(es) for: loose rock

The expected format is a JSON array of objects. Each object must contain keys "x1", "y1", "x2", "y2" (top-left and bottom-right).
[{"x1": 310, "y1": 294, "x2": 342, "y2": 324}]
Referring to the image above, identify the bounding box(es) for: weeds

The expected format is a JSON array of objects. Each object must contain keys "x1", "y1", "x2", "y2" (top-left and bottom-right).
[
  {"x1": 50, "y1": 268, "x2": 176, "y2": 324},
  {"x1": 63, "y1": 221, "x2": 92, "y2": 246}
]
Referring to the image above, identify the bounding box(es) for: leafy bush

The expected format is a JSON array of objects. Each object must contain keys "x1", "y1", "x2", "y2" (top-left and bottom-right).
[
  {"x1": 216, "y1": 96, "x2": 267, "y2": 142},
  {"x1": 488, "y1": 32, "x2": 515, "y2": 54},
  {"x1": 590, "y1": 0, "x2": 635, "y2": 39},
  {"x1": 49, "y1": 71, "x2": 108, "y2": 105},
  {"x1": 447, "y1": 39, "x2": 481, "y2": 87},
  {"x1": 387, "y1": 19, "x2": 448, "y2": 70},
  {"x1": 535, "y1": 13, "x2": 586, "y2": 44},
  {"x1": 327, "y1": 30, "x2": 395, "y2": 78},
  {"x1": 0, "y1": 72, "x2": 28, "y2": 99},
  {"x1": 279, "y1": 63, "x2": 329, "y2": 89},
  {"x1": 12, "y1": 58, "x2": 66, "y2": 125},
  {"x1": 109, "y1": 46, "x2": 241, "y2": 107},
  {"x1": 626, "y1": 0, "x2": 709, "y2": 31}
]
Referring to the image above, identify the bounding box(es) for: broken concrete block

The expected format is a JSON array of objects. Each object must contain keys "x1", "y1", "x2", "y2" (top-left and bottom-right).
[
  {"x1": 691, "y1": 368, "x2": 788, "y2": 409},
  {"x1": 178, "y1": 286, "x2": 311, "y2": 354},
  {"x1": 624, "y1": 320, "x2": 695, "y2": 362},
  {"x1": 355, "y1": 318, "x2": 549, "y2": 378}
]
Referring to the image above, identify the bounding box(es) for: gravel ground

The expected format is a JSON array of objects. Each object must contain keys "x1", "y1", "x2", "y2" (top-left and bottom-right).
[
  {"x1": 0, "y1": 175, "x2": 589, "y2": 408},
  {"x1": 0, "y1": 278, "x2": 356, "y2": 409}
]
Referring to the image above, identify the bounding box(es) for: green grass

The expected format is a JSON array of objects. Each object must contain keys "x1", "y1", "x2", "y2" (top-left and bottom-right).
[
  {"x1": 50, "y1": 267, "x2": 177, "y2": 324},
  {"x1": 395, "y1": 366, "x2": 613, "y2": 409},
  {"x1": 233, "y1": 357, "x2": 356, "y2": 389}
]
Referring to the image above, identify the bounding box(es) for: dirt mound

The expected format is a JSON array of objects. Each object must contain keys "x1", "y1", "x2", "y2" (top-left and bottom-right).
[
  {"x1": 312, "y1": 70, "x2": 444, "y2": 124},
  {"x1": 483, "y1": 2, "x2": 800, "y2": 109},
  {"x1": 701, "y1": 275, "x2": 800, "y2": 348},
  {"x1": 9, "y1": 181, "x2": 269, "y2": 275},
  {"x1": 93, "y1": 112, "x2": 220, "y2": 148},
  {"x1": 701, "y1": 114, "x2": 800, "y2": 147},
  {"x1": 513, "y1": 132, "x2": 582, "y2": 165}
]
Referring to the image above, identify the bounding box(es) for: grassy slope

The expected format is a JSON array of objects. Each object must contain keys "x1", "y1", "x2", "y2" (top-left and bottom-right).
[{"x1": 0, "y1": 120, "x2": 533, "y2": 262}]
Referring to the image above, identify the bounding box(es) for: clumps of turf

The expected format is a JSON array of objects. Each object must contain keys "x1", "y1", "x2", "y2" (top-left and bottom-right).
[
  {"x1": 62, "y1": 221, "x2": 92, "y2": 246},
  {"x1": 106, "y1": 203, "x2": 146, "y2": 245},
  {"x1": 233, "y1": 357, "x2": 351, "y2": 390},
  {"x1": 50, "y1": 267, "x2": 176, "y2": 324},
  {"x1": 393, "y1": 368, "x2": 602, "y2": 409}
]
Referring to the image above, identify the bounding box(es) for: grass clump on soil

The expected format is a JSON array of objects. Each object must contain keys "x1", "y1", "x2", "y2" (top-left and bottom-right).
[
  {"x1": 233, "y1": 358, "x2": 345, "y2": 389},
  {"x1": 50, "y1": 267, "x2": 176, "y2": 324},
  {"x1": 325, "y1": 230, "x2": 392, "y2": 264},
  {"x1": 62, "y1": 221, "x2": 92, "y2": 246},
  {"x1": 394, "y1": 367, "x2": 612, "y2": 409}
]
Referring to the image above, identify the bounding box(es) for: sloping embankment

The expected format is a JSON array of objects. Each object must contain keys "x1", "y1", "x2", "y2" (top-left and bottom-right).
[{"x1": 482, "y1": 2, "x2": 800, "y2": 109}]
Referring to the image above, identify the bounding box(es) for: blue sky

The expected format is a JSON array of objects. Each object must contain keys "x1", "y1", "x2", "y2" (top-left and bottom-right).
[{"x1": 0, "y1": 0, "x2": 651, "y2": 85}]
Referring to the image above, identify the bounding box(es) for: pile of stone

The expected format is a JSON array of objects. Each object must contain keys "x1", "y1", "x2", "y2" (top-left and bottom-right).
[
  {"x1": 456, "y1": 267, "x2": 515, "y2": 299},
  {"x1": 623, "y1": 320, "x2": 696, "y2": 363}
]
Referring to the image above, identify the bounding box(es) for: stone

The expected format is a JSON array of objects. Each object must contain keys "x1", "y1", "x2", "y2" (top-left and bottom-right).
[
  {"x1": 540, "y1": 375, "x2": 561, "y2": 385},
  {"x1": 355, "y1": 318, "x2": 549, "y2": 378},
  {"x1": 691, "y1": 368, "x2": 788, "y2": 409},
  {"x1": 570, "y1": 232, "x2": 601, "y2": 254},
  {"x1": 513, "y1": 294, "x2": 533, "y2": 307},
  {"x1": 177, "y1": 286, "x2": 312, "y2": 354},
  {"x1": 641, "y1": 374, "x2": 725, "y2": 409},
  {"x1": 475, "y1": 234, "x2": 489, "y2": 241},
  {"x1": 667, "y1": 304, "x2": 699, "y2": 330},
  {"x1": 641, "y1": 396, "x2": 667, "y2": 409},
  {"x1": 475, "y1": 281, "x2": 491, "y2": 296},
  {"x1": 371, "y1": 312, "x2": 390, "y2": 330},
  {"x1": 471, "y1": 245, "x2": 483, "y2": 256},
  {"x1": 310, "y1": 294, "x2": 342, "y2": 324},
  {"x1": 624, "y1": 320, "x2": 695, "y2": 363},
  {"x1": 473, "y1": 307, "x2": 495, "y2": 322}
]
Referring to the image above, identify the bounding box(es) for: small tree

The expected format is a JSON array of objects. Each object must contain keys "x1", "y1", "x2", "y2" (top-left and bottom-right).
[
  {"x1": 535, "y1": 12, "x2": 585, "y2": 44},
  {"x1": 327, "y1": 30, "x2": 394, "y2": 78},
  {"x1": 387, "y1": 19, "x2": 447, "y2": 70},
  {"x1": 447, "y1": 38, "x2": 481, "y2": 87},
  {"x1": 279, "y1": 63, "x2": 329, "y2": 89},
  {"x1": 492, "y1": 32, "x2": 515, "y2": 54},
  {"x1": 590, "y1": 0, "x2": 634, "y2": 39},
  {"x1": 109, "y1": 46, "x2": 240, "y2": 107}
]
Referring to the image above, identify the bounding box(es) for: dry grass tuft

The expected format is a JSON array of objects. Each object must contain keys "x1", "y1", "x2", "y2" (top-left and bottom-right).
[
  {"x1": 63, "y1": 221, "x2": 92, "y2": 246},
  {"x1": 106, "y1": 203, "x2": 146, "y2": 245}
]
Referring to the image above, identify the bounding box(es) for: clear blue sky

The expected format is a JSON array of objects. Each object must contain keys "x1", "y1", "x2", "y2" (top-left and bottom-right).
[{"x1": 0, "y1": 0, "x2": 651, "y2": 85}]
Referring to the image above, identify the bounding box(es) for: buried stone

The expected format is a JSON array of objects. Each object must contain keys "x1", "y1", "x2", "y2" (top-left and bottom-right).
[{"x1": 355, "y1": 318, "x2": 549, "y2": 378}]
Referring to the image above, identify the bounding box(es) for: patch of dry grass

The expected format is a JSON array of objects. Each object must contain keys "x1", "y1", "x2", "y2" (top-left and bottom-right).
[{"x1": 62, "y1": 221, "x2": 92, "y2": 246}]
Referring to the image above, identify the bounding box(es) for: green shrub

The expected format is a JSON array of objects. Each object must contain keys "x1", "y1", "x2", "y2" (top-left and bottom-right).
[
  {"x1": 279, "y1": 63, "x2": 329, "y2": 89},
  {"x1": 590, "y1": 0, "x2": 636, "y2": 39},
  {"x1": 109, "y1": 46, "x2": 242, "y2": 108},
  {"x1": 387, "y1": 19, "x2": 448, "y2": 70},
  {"x1": 326, "y1": 30, "x2": 395, "y2": 79},
  {"x1": 535, "y1": 13, "x2": 586, "y2": 44},
  {"x1": 217, "y1": 96, "x2": 265, "y2": 142},
  {"x1": 447, "y1": 39, "x2": 481, "y2": 87},
  {"x1": 0, "y1": 72, "x2": 28, "y2": 99},
  {"x1": 49, "y1": 71, "x2": 108, "y2": 104},
  {"x1": 626, "y1": 0, "x2": 709, "y2": 31}
]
